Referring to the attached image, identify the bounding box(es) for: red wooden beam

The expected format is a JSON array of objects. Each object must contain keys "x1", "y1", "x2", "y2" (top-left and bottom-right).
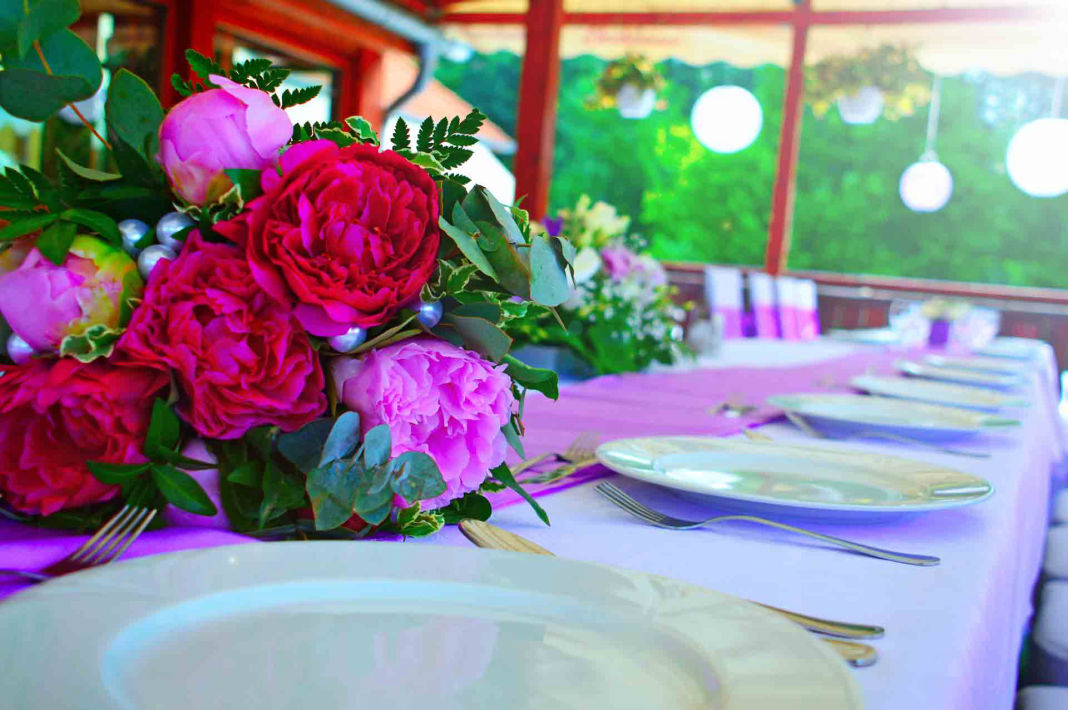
[
  {"x1": 513, "y1": 0, "x2": 564, "y2": 220},
  {"x1": 765, "y1": 2, "x2": 810, "y2": 276},
  {"x1": 338, "y1": 49, "x2": 385, "y2": 130},
  {"x1": 440, "y1": 5, "x2": 1061, "y2": 25}
]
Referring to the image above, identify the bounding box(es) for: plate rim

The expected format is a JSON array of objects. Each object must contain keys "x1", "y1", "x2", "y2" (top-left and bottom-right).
[
  {"x1": 0, "y1": 541, "x2": 862, "y2": 710},
  {"x1": 849, "y1": 374, "x2": 1026, "y2": 411},
  {"x1": 595, "y1": 435, "x2": 994, "y2": 514},
  {"x1": 766, "y1": 392, "x2": 1018, "y2": 433}
]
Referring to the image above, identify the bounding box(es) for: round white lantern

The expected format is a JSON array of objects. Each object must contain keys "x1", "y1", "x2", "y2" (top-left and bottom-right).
[
  {"x1": 691, "y1": 86, "x2": 763, "y2": 154},
  {"x1": 615, "y1": 83, "x2": 657, "y2": 120},
  {"x1": 1006, "y1": 118, "x2": 1068, "y2": 198},
  {"x1": 899, "y1": 160, "x2": 954, "y2": 213},
  {"x1": 837, "y1": 86, "x2": 885, "y2": 125}
]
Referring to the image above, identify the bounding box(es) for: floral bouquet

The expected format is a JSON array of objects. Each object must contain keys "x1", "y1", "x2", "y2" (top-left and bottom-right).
[
  {"x1": 513, "y1": 196, "x2": 688, "y2": 375},
  {"x1": 0, "y1": 2, "x2": 575, "y2": 537}
]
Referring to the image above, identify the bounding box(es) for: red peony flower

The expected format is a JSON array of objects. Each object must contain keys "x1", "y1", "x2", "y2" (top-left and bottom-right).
[
  {"x1": 118, "y1": 232, "x2": 326, "y2": 439},
  {"x1": 0, "y1": 358, "x2": 168, "y2": 515},
  {"x1": 215, "y1": 140, "x2": 440, "y2": 336}
]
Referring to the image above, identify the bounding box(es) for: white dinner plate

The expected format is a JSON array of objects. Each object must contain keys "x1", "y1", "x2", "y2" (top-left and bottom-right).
[
  {"x1": 0, "y1": 542, "x2": 860, "y2": 710},
  {"x1": 596, "y1": 436, "x2": 993, "y2": 518},
  {"x1": 827, "y1": 327, "x2": 899, "y2": 345},
  {"x1": 767, "y1": 392, "x2": 1018, "y2": 440},
  {"x1": 924, "y1": 354, "x2": 1032, "y2": 376},
  {"x1": 896, "y1": 360, "x2": 1024, "y2": 390},
  {"x1": 976, "y1": 337, "x2": 1044, "y2": 360},
  {"x1": 851, "y1": 374, "x2": 1029, "y2": 412}
]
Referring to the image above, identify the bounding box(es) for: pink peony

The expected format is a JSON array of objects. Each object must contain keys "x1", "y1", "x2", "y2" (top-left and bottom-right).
[
  {"x1": 332, "y1": 339, "x2": 515, "y2": 509},
  {"x1": 118, "y1": 232, "x2": 326, "y2": 439},
  {"x1": 0, "y1": 235, "x2": 142, "y2": 352},
  {"x1": 0, "y1": 358, "x2": 168, "y2": 515},
  {"x1": 158, "y1": 74, "x2": 292, "y2": 206},
  {"x1": 215, "y1": 140, "x2": 440, "y2": 337}
]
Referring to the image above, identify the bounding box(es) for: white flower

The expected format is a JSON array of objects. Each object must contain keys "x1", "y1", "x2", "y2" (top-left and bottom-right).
[{"x1": 571, "y1": 246, "x2": 602, "y2": 285}]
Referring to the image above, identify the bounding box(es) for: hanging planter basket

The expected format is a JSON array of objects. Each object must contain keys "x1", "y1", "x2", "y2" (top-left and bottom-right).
[
  {"x1": 615, "y1": 83, "x2": 657, "y2": 119},
  {"x1": 586, "y1": 53, "x2": 665, "y2": 119},
  {"x1": 836, "y1": 86, "x2": 885, "y2": 125},
  {"x1": 807, "y1": 44, "x2": 930, "y2": 124}
]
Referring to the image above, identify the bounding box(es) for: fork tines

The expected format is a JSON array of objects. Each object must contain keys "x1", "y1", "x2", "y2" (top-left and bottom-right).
[{"x1": 71, "y1": 505, "x2": 157, "y2": 566}]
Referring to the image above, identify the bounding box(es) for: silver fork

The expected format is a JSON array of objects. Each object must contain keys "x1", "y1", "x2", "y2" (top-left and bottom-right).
[
  {"x1": 0, "y1": 504, "x2": 156, "y2": 582},
  {"x1": 595, "y1": 482, "x2": 939, "y2": 567},
  {"x1": 785, "y1": 412, "x2": 991, "y2": 458},
  {"x1": 520, "y1": 432, "x2": 601, "y2": 485}
]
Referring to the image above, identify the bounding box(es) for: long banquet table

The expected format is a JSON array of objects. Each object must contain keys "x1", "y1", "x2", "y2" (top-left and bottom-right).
[
  {"x1": 0, "y1": 338, "x2": 1062, "y2": 708},
  {"x1": 415, "y1": 338, "x2": 1066, "y2": 710}
]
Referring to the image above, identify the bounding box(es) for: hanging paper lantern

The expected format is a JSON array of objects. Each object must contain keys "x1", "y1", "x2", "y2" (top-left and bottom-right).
[
  {"x1": 1006, "y1": 118, "x2": 1068, "y2": 198},
  {"x1": 691, "y1": 86, "x2": 763, "y2": 154},
  {"x1": 899, "y1": 160, "x2": 954, "y2": 213}
]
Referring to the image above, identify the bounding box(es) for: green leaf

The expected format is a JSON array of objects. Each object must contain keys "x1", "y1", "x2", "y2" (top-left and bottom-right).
[
  {"x1": 529, "y1": 234, "x2": 571, "y2": 307},
  {"x1": 223, "y1": 168, "x2": 263, "y2": 203},
  {"x1": 106, "y1": 69, "x2": 164, "y2": 166},
  {"x1": 56, "y1": 149, "x2": 120, "y2": 182},
  {"x1": 344, "y1": 116, "x2": 379, "y2": 145},
  {"x1": 451, "y1": 301, "x2": 501, "y2": 323},
  {"x1": 0, "y1": 29, "x2": 101, "y2": 121},
  {"x1": 185, "y1": 48, "x2": 224, "y2": 83},
  {"x1": 464, "y1": 186, "x2": 525, "y2": 246},
  {"x1": 306, "y1": 459, "x2": 360, "y2": 530},
  {"x1": 362, "y1": 424, "x2": 392, "y2": 469},
  {"x1": 395, "y1": 505, "x2": 445, "y2": 537},
  {"x1": 388, "y1": 451, "x2": 446, "y2": 503},
  {"x1": 440, "y1": 178, "x2": 468, "y2": 223},
  {"x1": 0, "y1": 212, "x2": 57, "y2": 241},
  {"x1": 35, "y1": 219, "x2": 76, "y2": 264},
  {"x1": 14, "y1": 0, "x2": 81, "y2": 59},
  {"x1": 59, "y1": 323, "x2": 121, "y2": 362},
  {"x1": 490, "y1": 463, "x2": 549, "y2": 526},
  {"x1": 440, "y1": 213, "x2": 498, "y2": 281},
  {"x1": 445, "y1": 262, "x2": 480, "y2": 294},
  {"x1": 314, "y1": 126, "x2": 356, "y2": 148},
  {"x1": 87, "y1": 461, "x2": 149, "y2": 485},
  {"x1": 501, "y1": 355, "x2": 559, "y2": 399},
  {"x1": 416, "y1": 116, "x2": 434, "y2": 153},
  {"x1": 257, "y1": 459, "x2": 303, "y2": 528},
  {"x1": 442, "y1": 312, "x2": 512, "y2": 362},
  {"x1": 226, "y1": 462, "x2": 261, "y2": 488},
  {"x1": 151, "y1": 464, "x2": 218, "y2": 516},
  {"x1": 60, "y1": 208, "x2": 120, "y2": 245},
  {"x1": 320, "y1": 411, "x2": 361, "y2": 465},
  {"x1": 390, "y1": 117, "x2": 411, "y2": 152},
  {"x1": 438, "y1": 492, "x2": 492, "y2": 525},
  {"x1": 501, "y1": 419, "x2": 525, "y2": 459},
  {"x1": 279, "y1": 85, "x2": 320, "y2": 109},
  {"x1": 277, "y1": 418, "x2": 333, "y2": 473},
  {"x1": 145, "y1": 398, "x2": 180, "y2": 457},
  {"x1": 408, "y1": 152, "x2": 445, "y2": 175}
]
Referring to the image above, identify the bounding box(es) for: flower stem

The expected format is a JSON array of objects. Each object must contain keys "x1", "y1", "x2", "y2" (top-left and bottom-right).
[{"x1": 33, "y1": 39, "x2": 113, "y2": 151}]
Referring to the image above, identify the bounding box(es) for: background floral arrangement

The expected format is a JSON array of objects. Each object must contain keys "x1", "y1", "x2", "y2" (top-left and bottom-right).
[
  {"x1": 513, "y1": 196, "x2": 689, "y2": 375},
  {"x1": 806, "y1": 44, "x2": 931, "y2": 121},
  {"x1": 0, "y1": 1, "x2": 575, "y2": 537},
  {"x1": 585, "y1": 53, "x2": 666, "y2": 111}
]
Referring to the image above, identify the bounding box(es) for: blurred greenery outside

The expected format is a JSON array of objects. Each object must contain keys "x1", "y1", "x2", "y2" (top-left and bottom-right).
[{"x1": 436, "y1": 53, "x2": 1068, "y2": 289}]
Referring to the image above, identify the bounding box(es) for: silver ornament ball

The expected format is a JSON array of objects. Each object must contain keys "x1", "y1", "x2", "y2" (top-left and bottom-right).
[
  {"x1": 6, "y1": 332, "x2": 35, "y2": 365},
  {"x1": 155, "y1": 212, "x2": 195, "y2": 252},
  {"x1": 138, "y1": 244, "x2": 178, "y2": 280},
  {"x1": 118, "y1": 219, "x2": 151, "y2": 256},
  {"x1": 328, "y1": 327, "x2": 368, "y2": 353},
  {"x1": 416, "y1": 301, "x2": 443, "y2": 328}
]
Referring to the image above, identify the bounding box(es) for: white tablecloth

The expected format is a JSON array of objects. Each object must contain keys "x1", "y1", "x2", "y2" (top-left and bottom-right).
[{"x1": 415, "y1": 339, "x2": 1065, "y2": 709}]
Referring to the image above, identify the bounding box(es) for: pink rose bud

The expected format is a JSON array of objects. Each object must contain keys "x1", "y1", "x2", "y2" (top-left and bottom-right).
[
  {"x1": 0, "y1": 235, "x2": 143, "y2": 352},
  {"x1": 158, "y1": 75, "x2": 292, "y2": 206}
]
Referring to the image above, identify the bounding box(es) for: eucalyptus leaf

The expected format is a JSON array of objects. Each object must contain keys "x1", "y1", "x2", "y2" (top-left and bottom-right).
[
  {"x1": 440, "y1": 214, "x2": 497, "y2": 281},
  {"x1": 442, "y1": 312, "x2": 512, "y2": 362},
  {"x1": 306, "y1": 458, "x2": 360, "y2": 531},
  {"x1": 277, "y1": 418, "x2": 334, "y2": 473},
  {"x1": 106, "y1": 69, "x2": 163, "y2": 166},
  {"x1": 501, "y1": 354, "x2": 559, "y2": 399},
  {"x1": 0, "y1": 29, "x2": 101, "y2": 121},
  {"x1": 362, "y1": 424, "x2": 392, "y2": 468},
  {"x1": 320, "y1": 411, "x2": 361, "y2": 465},
  {"x1": 529, "y1": 233, "x2": 571, "y2": 307},
  {"x1": 388, "y1": 451, "x2": 446, "y2": 503},
  {"x1": 14, "y1": 0, "x2": 80, "y2": 58},
  {"x1": 463, "y1": 186, "x2": 525, "y2": 245}
]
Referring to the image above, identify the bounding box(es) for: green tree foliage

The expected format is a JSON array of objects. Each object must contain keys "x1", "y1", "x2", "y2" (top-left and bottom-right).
[{"x1": 435, "y1": 54, "x2": 1068, "y2": 288}]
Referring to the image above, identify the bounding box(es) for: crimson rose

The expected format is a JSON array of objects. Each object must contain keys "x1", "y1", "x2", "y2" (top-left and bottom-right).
[
  {"x1": 0, "y1": 358, "x2": 168, "y2": 515},
  {"x1": 118, "y1": 233, "x2": 326, "y2": 439},
  {"x1": 215, "y1": 140, "x2": 440, "y2": 336}
]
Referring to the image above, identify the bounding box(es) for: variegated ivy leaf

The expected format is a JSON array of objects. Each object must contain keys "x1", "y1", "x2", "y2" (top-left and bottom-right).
[{"x1": 59, "y1": 323, "x2": 122, "y2": 362}]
